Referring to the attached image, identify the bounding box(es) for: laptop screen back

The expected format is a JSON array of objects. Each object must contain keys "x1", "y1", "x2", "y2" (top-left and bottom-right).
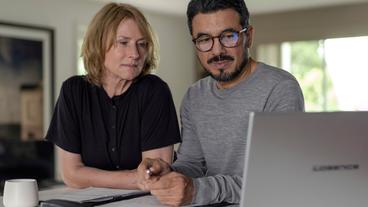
[{"x1": 240, "y1": 112, "x2": 368, "y2": 207}]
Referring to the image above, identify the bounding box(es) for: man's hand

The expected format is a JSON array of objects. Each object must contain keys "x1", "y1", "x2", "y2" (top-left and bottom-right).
[
  {"x1": 149, "y1": 172, "x2": 195, "y2": 206},
  {"x1": 137, "y1": 158, "x2": 172, "y2": 191}
]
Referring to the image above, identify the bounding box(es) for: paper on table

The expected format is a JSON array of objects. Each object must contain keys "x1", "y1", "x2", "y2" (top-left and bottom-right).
[
  {"x1": 40, "y1": 187, "x2": 120, "y2": 201},
  {"x1": 38, "y1": 187, "x2": 165, "y2": 207}
]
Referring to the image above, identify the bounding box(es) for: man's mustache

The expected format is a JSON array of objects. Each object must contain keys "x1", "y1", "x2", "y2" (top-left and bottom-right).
[{"x1": 207, "y1": 55, "x2": 234, "y2": 64}]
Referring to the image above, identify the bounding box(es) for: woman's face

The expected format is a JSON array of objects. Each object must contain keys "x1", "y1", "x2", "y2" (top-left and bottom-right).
[{"x1": 104, "y1": 18, "x2": 148, "y2": 82}]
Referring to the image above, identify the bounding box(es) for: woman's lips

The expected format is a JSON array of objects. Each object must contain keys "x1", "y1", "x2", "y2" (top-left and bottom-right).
[{"x1": 120, "y1": 64, "x2": 138, "y2": 69}]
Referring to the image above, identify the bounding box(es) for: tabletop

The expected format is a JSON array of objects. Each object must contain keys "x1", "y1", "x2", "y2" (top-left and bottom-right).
[{"x1": 1, "y1": 185, "x2": 238, "y2": 207}]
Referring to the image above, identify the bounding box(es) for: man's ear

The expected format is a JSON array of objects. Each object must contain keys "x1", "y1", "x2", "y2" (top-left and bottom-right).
[{"x1": 246, "y1": 25, "x2": 254, "y2": 48}]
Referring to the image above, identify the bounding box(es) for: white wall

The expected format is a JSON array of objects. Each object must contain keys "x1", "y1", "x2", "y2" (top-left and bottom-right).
[
  {"x1": 251, "y1": 2, "x2": 368, "y2": 45},
  {"x1": 145, "y1": 12, "x2": 196, "y2": 113},
  {"x1": 0, "y1": 0, "x2": 196, "y2": 180}
]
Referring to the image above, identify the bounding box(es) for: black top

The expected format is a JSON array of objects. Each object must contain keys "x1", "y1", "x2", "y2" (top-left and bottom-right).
[{"x1": 45, "y1": 75, "x2": 181, "y2": 170}]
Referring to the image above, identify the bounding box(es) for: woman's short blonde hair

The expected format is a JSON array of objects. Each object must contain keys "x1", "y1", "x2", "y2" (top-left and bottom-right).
[{"x1": 81, "y1": 3, "x2": 158, "y2": 86}]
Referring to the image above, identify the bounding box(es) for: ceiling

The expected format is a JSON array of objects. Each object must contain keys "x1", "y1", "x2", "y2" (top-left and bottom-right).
[{"x1": 97, "y1": 0, "x2": 368, "y2": 16}]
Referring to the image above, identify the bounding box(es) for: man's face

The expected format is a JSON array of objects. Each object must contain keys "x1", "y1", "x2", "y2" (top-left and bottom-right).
[{"x1": 191, "y1": 9, "x2": 253, "y2": 82}]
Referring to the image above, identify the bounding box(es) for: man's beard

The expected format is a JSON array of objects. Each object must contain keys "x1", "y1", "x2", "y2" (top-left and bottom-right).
[{"x1": 205, "y1": 50, "x2": 249, "y2": 82}]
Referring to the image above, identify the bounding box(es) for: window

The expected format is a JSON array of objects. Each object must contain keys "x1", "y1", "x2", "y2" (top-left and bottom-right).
[
  {"x1": 257, "y1": 36, "x2": 368, "y2": 112},
  {"x1": 77, "y1": 38, "x2": 86, "y2": 75},
  {"x1": 77, "y1": 26, "x2": 86, "y2": 75}
]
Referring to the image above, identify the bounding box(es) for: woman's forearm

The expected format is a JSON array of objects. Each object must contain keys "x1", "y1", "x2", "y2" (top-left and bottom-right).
[{"x1": 62, "y1": 166, "x2": 139, "y2": 189}]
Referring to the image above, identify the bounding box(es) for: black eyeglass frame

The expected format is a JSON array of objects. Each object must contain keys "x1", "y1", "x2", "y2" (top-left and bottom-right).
[{"x1": 192, "y1": 27, "x2": 248, "y2": 52}]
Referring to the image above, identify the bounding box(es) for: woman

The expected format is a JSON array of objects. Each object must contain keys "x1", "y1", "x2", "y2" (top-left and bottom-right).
[{"x1": 46, "y1": 3, "x2": 180, "y2": 189}]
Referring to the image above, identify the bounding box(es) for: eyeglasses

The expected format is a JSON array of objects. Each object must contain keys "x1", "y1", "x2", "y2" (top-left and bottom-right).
[{"x1": 192, "y1": 27, "x2": 248, "y2": 52}]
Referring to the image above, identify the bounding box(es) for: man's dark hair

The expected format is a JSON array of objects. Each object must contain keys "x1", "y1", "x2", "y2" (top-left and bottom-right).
[{"x1": 186, "y1": 0, "x2": 250, "y2": 35}]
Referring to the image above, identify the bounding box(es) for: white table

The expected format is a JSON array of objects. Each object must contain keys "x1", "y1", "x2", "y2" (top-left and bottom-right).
[
  {"x1": 1, "y1": 185, "x2": 238, "y2": 206},
  {"x1": 1, "y1": 185, "x2": 165, "y2": 207}
]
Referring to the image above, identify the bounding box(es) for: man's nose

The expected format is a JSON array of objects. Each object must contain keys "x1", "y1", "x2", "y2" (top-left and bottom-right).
[{"x1": 211, "y1": 37, "x2": 226, "y2": 56}]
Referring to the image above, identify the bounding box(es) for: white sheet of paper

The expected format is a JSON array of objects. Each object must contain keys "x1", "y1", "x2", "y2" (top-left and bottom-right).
[{"x1": 38, "y1": 186, "x2": 163, "y2": 207}]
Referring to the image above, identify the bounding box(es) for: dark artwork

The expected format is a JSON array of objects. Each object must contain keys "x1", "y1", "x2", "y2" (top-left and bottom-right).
[
  {"x1": 0, "y1": 36, "x2": 43, "y2": 71},
  {"x1": 0, "y1": 36, "x2": 42, "y2": 140},
  {"x1": 0, "y1": 23, "x2": 56, "y2": 193}
]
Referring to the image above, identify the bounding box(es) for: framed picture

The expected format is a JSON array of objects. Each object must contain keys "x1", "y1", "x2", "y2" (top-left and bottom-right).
[{"x1": 0, "y1": 21, "x2": 54, "y2": 141}]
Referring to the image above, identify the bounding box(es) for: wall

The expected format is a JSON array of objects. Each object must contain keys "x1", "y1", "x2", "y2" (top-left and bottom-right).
[
  {"x1": 0, "y1": 0, "x2": 196, "y2": 180},
  {"x1": 251, "y1": 2, "x2": 368, "y2": 46},
  {"x1": 145, "y1": 12, "x2": 196, "y2": 111}
]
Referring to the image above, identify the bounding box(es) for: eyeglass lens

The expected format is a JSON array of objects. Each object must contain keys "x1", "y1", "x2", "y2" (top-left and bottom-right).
[{"x1": 194, "y1": 28, "x2": 247, "y2": 52}]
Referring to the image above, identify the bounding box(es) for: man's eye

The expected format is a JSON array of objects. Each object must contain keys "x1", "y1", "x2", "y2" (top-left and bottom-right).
[
  {"x1": 222, "y1": 32, "x2": 237, "y2": 40},
  {"x1": 197, "y1": 36, "x2": 211, "y2": 44}
]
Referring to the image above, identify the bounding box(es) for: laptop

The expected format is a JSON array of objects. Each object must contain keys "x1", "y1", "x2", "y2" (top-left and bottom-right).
[{"x1": 240, "y1": 112, "x2": 368, "y2": 207}]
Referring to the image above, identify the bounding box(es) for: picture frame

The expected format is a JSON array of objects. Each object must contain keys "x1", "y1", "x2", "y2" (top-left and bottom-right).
[{"x1": 0, "y1": 21, "x2": 54, "y2": 140}]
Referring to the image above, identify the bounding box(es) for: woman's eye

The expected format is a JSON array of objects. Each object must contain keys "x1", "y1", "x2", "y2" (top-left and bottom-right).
[
  {"x1": 115, "y1": 39, "x2": 129, "y2": 47},
  {"x1": 117, "y1": 40, "x2": 128, "y2": 46},
  {"x1": 137, "y1": 41, "x2": 148, "y2": 49}
]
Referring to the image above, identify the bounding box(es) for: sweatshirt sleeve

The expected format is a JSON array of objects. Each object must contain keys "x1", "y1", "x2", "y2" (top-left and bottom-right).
[
  {"x1": 172, "y1": 90, "x2": 242, "y2": 205},
  {"x1": 192, "y1": 175, "x2": 242, "y2": 205},
  {"x1": 171, "y1": 91, "x2": 207, "y2": 178}
]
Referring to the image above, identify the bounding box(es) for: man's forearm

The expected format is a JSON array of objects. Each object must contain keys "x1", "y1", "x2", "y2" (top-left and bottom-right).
[{"x1": 191, "y1": 175, "x2": 243, "y2": 205}]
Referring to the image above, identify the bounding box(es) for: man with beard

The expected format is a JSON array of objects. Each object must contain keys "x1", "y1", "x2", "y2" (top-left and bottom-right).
[{"x1": 137, "y1": 0, "x2": 305, "y2": 206}]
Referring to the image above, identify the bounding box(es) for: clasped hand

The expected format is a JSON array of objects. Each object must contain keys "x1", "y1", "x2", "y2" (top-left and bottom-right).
[{"x1": 137, "y1": 158, "x2": 194, "y2": 206}]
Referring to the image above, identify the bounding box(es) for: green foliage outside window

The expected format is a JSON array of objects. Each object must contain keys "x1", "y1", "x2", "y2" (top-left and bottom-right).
[{"x1": 288, "y1": 41, "x2": 338, "y2": 111}]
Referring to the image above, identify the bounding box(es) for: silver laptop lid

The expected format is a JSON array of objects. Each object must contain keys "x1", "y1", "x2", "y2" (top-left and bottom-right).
[{"x1": 240, "y1": 112, "x2": 368, "y2": 207}]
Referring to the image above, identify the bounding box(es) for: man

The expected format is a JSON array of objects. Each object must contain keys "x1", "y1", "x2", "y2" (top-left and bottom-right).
[{"x1": 137, "y1": 0, "x2": 304, "y2": 206}]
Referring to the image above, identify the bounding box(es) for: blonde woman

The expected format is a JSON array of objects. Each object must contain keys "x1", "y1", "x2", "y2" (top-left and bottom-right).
[{"x1": 46, "y1": 3, "x2": 180, "y2": 189}]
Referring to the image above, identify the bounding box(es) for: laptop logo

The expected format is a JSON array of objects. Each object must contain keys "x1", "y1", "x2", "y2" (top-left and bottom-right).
[{"x1": 313, "y1": 164, "x2": 359, "y2": 172}]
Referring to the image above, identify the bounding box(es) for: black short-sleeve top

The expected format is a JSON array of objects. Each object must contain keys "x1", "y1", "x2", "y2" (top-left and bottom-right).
[{"x1": 45, "y1": 74, "x2": 181, "y2": 170}]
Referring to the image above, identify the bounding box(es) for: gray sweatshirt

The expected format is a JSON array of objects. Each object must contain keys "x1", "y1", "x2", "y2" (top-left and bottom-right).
[{"x1": 172, "y1": 62, "x2": 305, "y2": 205}]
